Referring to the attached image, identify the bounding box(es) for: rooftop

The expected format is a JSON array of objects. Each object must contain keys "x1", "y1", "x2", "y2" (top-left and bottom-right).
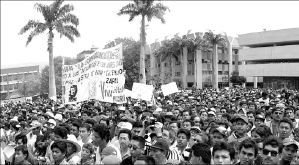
[{"x1": 1, "y1": 65, "x2": 39, "y2": 75}]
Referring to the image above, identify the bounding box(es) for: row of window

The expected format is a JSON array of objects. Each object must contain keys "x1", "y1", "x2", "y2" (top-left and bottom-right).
[
  {"x1": 0, "y1": 72, "x2": 37, "y2": 82},
  {"x1": 0, "y1": 83, "x2": 21, "y2": 92},
  {"x1": 159, "y1": 60, "x2": 239, "y2": 68}
]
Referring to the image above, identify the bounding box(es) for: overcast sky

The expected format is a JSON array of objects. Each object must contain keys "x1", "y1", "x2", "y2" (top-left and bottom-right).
[{"x1": 1, "y1": 1, "x2": 299, "y2": 68}]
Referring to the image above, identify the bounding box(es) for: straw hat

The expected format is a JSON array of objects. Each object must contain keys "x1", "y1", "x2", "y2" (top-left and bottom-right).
[{"x1": 60, "y1": 134, "x2": 81, "y2": 153}]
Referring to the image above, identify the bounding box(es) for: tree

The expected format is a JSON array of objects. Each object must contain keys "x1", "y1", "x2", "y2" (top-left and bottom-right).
[
  {"x1": 19, "y1": 0, "x2": 80, "y2": 101},
  {"x1": 230, "y1": 71, "x2": 246, "y2": 85},
  {"x1": 40, "y1": 56, "x2": 77, "y2": 96},
  {"x1": 104, "y1": 37, "x2": 141, "y2": 90},
  {"x1": 203, "y1": 30, "x2": 227, "y2": 91},
  {"x1": 18, "y1": 74, "x2": 41, "y2": 97},
  {"x1": 118, "y1": 0, "x2": 169, "y2": 84}
]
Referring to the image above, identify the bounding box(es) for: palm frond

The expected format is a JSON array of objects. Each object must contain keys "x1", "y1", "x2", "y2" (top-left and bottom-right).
[
  {"x1": 56, "y1": 13, "x2": 79, "y2": 26},
  {"x1": 56, "y1": 4, "x2": 74, "y2": 20},
  {"x1": 118, "y1": 3, "x2": 138, "y2": 16},
  {"x1": 34, "y1": 3, "x2": 52, "y2": 23},
  {"x1": 51, "y1": 0, "x2": 64, "y2": 17},
  {"x1": 25, "y1": 24, "x2": 47, "y2": 46},
  {"x1": 19, "y1": 20, "x2": 47, "y2": 35},
  {"x1": 55, "y1": 24, "x2": 80, "y2": 42}
]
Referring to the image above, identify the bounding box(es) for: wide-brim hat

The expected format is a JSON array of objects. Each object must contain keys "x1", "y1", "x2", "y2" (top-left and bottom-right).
[{"x1": 60, "y1": 134, "x2": 81, "y2": 153}]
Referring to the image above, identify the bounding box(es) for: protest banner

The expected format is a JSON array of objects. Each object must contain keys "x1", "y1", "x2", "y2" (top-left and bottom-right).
[
  {"x1": 131, "y1": 83, "x2": 154, "y2": 101},
  {"x1": 161, "y1": 82, "x2": 179, "y2": 96},
  {"x1": 62, "y1": 44, "x2": 126, "y2": 104}
]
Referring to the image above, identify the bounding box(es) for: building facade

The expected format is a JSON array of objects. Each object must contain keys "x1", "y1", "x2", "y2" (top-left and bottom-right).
[
  {"x1": 238, "y1": 28, "x2": 299, "y2": 89},
  {"x1": 0, "y1": 65, "x2": 39, "y2": 100},
  {"x1": 147, "y1": 33, "x2": 240, "y2": 89}
]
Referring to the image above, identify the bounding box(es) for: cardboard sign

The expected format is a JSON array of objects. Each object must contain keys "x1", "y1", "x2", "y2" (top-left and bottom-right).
[
  {"x1": 131, "y1": 83, "x2": 154, "y2": 101},
  {"x1": 62, "y1": 44, "x2": 126, "y2": 104},
  {"x1": 161, "y1": 82, "x2": 179, "y2": 96}
]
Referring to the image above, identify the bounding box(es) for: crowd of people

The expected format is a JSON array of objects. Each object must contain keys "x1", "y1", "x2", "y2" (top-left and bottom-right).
[{"x1": 1, "y1": 87, "x2": 299, "y2": 165}]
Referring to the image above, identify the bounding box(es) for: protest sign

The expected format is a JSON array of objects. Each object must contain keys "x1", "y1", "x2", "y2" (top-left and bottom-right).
[
  {"x1": 161, "y1": 82, "x2": 179, "y2": 96},
  {"x1": 131, "y1": 83, "x2": 154, "y2": 101},
  {"x1": 62, "y1": 44, "x2": 126, "y2": 104},
  {"x1": 124, "y1": 89, "x2": 132, "y2": 98}
]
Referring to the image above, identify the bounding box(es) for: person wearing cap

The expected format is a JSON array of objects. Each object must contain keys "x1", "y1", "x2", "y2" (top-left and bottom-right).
[
  {"x1": 149, "y1": 139, "x2": 169, "y2": 164},
  {"x1": 265, "y1": 107, "x2": 284, "y2": 136},
  {"x1": 61, "y1": 134, "x2": 81, "y2": 164},
  {"x1": 280, "y1": 138, "x2": 299, "y2": 165},
  {"x1": 210, "y1": 126, "x2": 227, "y2": 145},
  {"x1": 227, "y1": 115, "x2": 250, "y2": 144},
  {"x1": 118, "y1": 129, "x2": 132, "y2": 160},
  {"x1": 27, "y1": 120, "x2": 42, "y2": 154},
  {"x1": 255, "y1": 113, "x2": 266, "y2": 127}
]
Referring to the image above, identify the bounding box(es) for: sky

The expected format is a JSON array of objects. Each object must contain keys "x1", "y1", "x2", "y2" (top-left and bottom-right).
[{"x1": 1, "y1": 1, "x2": 299, "y2": 69}]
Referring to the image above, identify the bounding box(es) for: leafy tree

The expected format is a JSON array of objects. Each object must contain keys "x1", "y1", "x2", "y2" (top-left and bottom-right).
[
  {"x1": 230, "y1": 71, "x2": 246, "y2": 85},
  {"x1": 118, "y1": 0, "x2": 169, "y2": 84},
  {"x1": 203, "y1": 30, "x2": 227, "y2": 91},
  {"x1": 40, "y1": 56, "x2": 77, "y2": 95},
  {"x1": 104, "y1": 37, "x2": 141, "y2": 90},
  {"x1": 17, "y1": 74, "x2": 41, "y2": 97},
  {"x1": 19, "y1": 0, "x2": 80, "y2": 100}
]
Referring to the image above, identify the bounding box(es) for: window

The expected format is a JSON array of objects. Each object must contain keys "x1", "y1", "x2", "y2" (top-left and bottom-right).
[
  {"x1": 175, "y1": 72, "x2": 181, "y2": 77},
  {"x1": 14, "y1": 84, "x2": 19, "y2": 90},
  {"x1": 188, "y1": 60, "x2": 193, "y2": 64},
  {"x1": 187, "y1": 82, "x2": 194, "y2": 87},
  {"x1": 3, "y1": 76, "x2": 7, "y2": 82},
  {"x1": 9, "y1": 84, "x2": 13, "y2": 90},
  {"x1": 234, "y1": 49, "x2": 239, "y2": 55},
  {"x1": 175, "y1": 61, "x2": 181, "y2": 65},
  {"x1": 0, "y1": 85, "x2": 3, "y2": 92},
  {"x1": 164, "y1": 63, "x2": 167, "y2": 67}
]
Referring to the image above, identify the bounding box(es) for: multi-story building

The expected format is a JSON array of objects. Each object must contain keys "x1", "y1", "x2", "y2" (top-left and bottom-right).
[
  {"x1": 238, "y1": 28, "x2": 299, "y2": 89},
  {"x1": 147, "y1": 32, "x2": 240, "y2": 88},
  {"x1": 0, "y1": 65, "x2": 39, "y2": 100}
]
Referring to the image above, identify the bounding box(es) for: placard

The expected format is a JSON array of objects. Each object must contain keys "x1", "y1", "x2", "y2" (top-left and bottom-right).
[
  {"x1": 62, "y1": 44, "x2": 125, "y2": 104},
  {"x1": 131, "y1": 83, "x2": 154, "y2": 101},
  {"x1": 161, "y1": 82, "x2": 179, "y2": 96}
]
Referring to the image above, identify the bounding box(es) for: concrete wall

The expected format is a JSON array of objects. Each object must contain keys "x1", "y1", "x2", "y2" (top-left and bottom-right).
[
  {"x1": 239, "y1": 45, "x2": 299, "y2": 61},
  {"x1": 238, "y1": 28, "x2": 299, "y2": 46},
  {"x1": 239, "y1": 63, "x2": 299, "y2": 77}
]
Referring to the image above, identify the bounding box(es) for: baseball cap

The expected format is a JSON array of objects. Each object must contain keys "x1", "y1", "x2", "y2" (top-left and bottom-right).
[
  {"x1": 150, "y1": 139, "x2": 169, "y2": 152},
  {"x1": 117, "y1": 122, "x2": 133, "y2": 130},
  {"x1": 190, "y1": 126, "x2": 201, "y2": 133},
  {"x1": 231, "y1": 115, "x2": 249, "y2": 124},
  {"x1": 255, "y1": 114, "x2": 265, "y2": 120},
  {"x1": 283, "y1": 138, "x2": 299, "y2": 150},
  {"x1": 101, "y1": 146, "x2": 117, "y2": 157},
  {"x1": 207, "y1": 111, "x2": 216, "y2": 116}
]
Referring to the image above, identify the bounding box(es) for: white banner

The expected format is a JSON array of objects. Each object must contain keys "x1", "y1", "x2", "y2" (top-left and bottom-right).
[
  {"x1": 161, "y1": 82, "x2": 179, "y2": 96},
  {"x1": 62, "y1": 44, "x2": 126, "y2": 104},
  {"x1": 131, "y1": 83, "x2": 154, "y2": 101}
]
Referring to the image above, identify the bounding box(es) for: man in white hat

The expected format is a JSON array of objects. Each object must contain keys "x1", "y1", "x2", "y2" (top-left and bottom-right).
[{"x1": 27, "y1": 120, "x2": 42, "y2": 154}]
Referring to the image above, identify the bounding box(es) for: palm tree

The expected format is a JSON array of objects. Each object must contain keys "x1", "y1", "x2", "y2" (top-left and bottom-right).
[
  {"x1": 118, "y1": 0, "x2": 169, "y2": 84},
  {"x1": 203, "y1": 30, "x2": 227, "y2": 91},
  {"x1": 19, "y1": 0, "x2": 80, "y2": 100}
]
